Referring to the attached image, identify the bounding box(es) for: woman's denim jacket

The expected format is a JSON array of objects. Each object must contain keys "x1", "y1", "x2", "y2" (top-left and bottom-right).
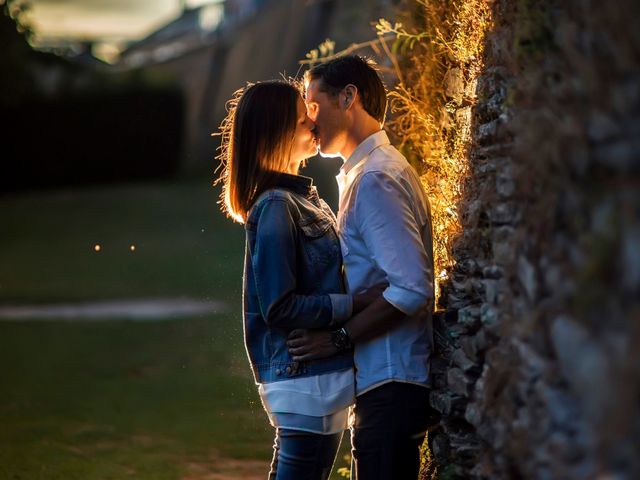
[{"x1": 243, "y1": 174, "x2": 353, "y2": 384}]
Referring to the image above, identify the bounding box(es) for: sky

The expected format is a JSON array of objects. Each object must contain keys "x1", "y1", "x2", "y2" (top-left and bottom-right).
[{"x1": 25, "y1": 0, "x2": 219, "y2": 43}]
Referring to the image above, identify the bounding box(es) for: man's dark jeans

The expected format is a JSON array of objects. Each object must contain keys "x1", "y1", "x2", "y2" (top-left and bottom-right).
[
  {"x1": 269, "y1": 428, "x2": 343, "y2": 480},
  {"x1": 351, "y1": 382, "x2": 431, "y2": 480}
]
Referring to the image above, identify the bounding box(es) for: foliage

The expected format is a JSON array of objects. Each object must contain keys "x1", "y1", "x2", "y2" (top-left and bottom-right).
[
  {"x1": 304, "y1": 39, "x2": 336, "y2": 64},
  {"x1": 382, "y1": 0, "x2": 494, "y2": 296}
]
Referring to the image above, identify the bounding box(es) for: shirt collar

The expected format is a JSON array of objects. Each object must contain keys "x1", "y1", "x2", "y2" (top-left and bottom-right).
[
  {"x1": 341, "y1": 130, "x2": 390, "y2": 174},
  {"x1": 274, "y1": 172, "x2": 314, "y2": 196}
]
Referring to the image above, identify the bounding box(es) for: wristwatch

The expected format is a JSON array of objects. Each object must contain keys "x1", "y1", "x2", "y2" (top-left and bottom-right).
[{"x1": 331, "y1": 327, "x2": 352, "y2": 351}]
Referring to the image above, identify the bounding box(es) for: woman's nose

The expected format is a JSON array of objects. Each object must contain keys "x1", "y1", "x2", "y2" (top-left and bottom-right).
[{"x1": 306, "y1": 107, "x2": 317, "y2": 122}]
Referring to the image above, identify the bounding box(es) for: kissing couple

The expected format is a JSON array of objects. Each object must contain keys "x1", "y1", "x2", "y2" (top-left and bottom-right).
[{"x1": 216, "y1": 54, "x2": 434, "y2": 480}]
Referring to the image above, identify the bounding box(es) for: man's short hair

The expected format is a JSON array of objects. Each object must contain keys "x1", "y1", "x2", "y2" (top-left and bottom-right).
[{"x1": 305, "y1": 55, "x2": 387, "y2": 124}]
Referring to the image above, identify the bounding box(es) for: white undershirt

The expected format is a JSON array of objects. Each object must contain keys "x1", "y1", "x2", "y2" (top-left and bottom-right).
[{"x1": 258, "y1": 368, "x2": 355, "y2": 434}]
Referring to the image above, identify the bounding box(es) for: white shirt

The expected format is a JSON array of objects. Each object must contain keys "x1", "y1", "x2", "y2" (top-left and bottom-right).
[
  {"x1": 258, "y1": 369, "x2": 354, "y2": 434},
  {"x1": 336, "y1": 130, "x2": 435, "y2": 395}
]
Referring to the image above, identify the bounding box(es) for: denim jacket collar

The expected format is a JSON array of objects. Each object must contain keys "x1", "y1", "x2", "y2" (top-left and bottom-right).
[{"x1": 275, "y1": 173, "x2": 314, "y2": 196}]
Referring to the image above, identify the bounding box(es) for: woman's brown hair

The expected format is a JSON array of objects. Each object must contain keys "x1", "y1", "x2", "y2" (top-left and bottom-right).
[{"x1": 215, "y1": 80, "x2": 301, "y2": 223}]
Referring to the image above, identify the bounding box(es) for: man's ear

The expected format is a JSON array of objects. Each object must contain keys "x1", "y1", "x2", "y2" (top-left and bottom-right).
[{"x1": 342, "y1": 84, "x2": 358, "y2": 109}]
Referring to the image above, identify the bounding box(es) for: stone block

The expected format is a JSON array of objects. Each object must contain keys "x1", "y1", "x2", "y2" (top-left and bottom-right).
[
  {"x1": 492, "y1": 226, "x2": 516, "y2": 265},
  {"x1": 496, "y1": 164, "x2": 515, "y2": 198},
  {"x1": 449, "y1": 432, "x2": 482, "y2": 459},
  {"x1": 475, "y1": 143, "x2": 514, "y2": 160},
  {"x1": 490, "y1": 419, "x2": 507, "y2": 450},
  {"x1": 430, "y1": 391, "x2": 467, "y2": 416},
  {"x1": 550, "y1": 316, "x2": 611, "y2": 423},
  {"x1": 456, "y1": 258, "x2": 480, "y2": 276},
  {"x1": 457, "y1": 305, "x2": 481, "y2": 329},
  {"x1": 447, "y1": 367, "x2": 475, "y2": 397},
  {"x1": 476, "y1": 66, "x2": 509, "y2": 98},
  {"x1": 470, "y1": 278, "x2": 485, "y2": 297},
  {"x1": 476, "y1": 119, "x2": 499, "y2": 145},
  {"x1": 444, "y1": 67, "x2": 465, "y2": 103},
  {"x1": 517, "y1": 255, "x2": 538, "y2": 301},
  {"x1": 452, "y1": 348, "x2": 478, "y2": 372},
  {"x1": 482, "y1": 279, "x2": 498, "y2": 304},
  {"x1": 451, "y1": 277, "x2": 472, "y2": 296},
  {"x1": 512, "y1": 338, "x2": 547, "y2": 383},
  {"x1": 461, "y1": 328, "x2": 492, "y2": 362},
  {"x1": 480, "y1": 303, "x2": 499, "y2": 326},
  {"x1": 430, "y1": 433, "x2": 450, "y2": 462},
  {"x1": 476, "y1": 91, "x2": 506, "y2": 123},
  {"x1": 464, "y1": 401, "x2": 483, "y2": 427},
  {"x1": 447, "y1": 292, "x2": 468, "y2": 310},
  {"x1": 482, "y1": 264, "x2": 504, "y2": 279},
  {"x1": 474, "y1": 160, "x2": 496, "y2": 175},
  {"x1": 448, "y1": 322, "x2": 471, "y2": 339},
  {"x1": 490, "y1": 202, "x2": 520, "y2": 225},
  {"x1": 459, "y1": 199, "x2": 482, "y2": 228}
]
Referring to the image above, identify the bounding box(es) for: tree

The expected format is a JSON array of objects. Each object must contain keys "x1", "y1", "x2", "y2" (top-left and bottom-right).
[{"x1": 0, "y1": 0, "x2": 34, "y2": 105}]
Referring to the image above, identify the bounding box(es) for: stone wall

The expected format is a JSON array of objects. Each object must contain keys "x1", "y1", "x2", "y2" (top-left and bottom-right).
[{"x1": 426, "y1": 1, "x2": 640, "y2": 478}]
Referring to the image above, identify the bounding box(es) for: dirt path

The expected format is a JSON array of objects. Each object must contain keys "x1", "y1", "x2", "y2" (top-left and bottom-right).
[
  {"x1": 181, "y1": 454, "x2": 269, "y2": 480},
  {"x1": 0, "y1": 298, "x2": 227, "y2": 321}
]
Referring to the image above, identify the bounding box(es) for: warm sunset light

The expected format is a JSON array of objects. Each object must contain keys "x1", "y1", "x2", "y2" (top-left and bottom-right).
[
  {"x1": 379, "y1": 0, "x2": 493, "y2": 298},
  {"x1": 25, "y1": 0, "x2": 223, "y2": 41},
  {"x1": 4, "y1": 0, "x2": 636, "y2": 478},
  {"x1": 23, "y1": 0, "x2": 225, "y2": 61}
]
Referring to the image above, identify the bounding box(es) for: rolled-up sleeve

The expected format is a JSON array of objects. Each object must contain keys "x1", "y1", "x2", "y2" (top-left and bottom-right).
[
  {"x1": 329, "y1": 293, "x2": 353, "y2": 324},
  {"x1": 354, "y1": 172, "x2": 433, "y2": 315}
]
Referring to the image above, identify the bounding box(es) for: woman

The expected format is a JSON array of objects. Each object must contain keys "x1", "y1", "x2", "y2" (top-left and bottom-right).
[{"x1": 216, "y1": 80, "x2": 376, "y2": 479}]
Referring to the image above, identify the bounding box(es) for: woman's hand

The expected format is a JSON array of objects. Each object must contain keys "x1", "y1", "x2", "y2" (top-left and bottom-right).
[
  {"x1": 287, "y1": 329, "x2": 337, "y2": 362},
  {"x1": 352, "y1": 283, "x2": 387, "y2": 314}
]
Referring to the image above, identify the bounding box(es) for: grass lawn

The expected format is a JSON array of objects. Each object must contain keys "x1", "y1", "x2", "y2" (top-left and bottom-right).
[
  {"x1": 0, "y1": 316, "x2": 273, "y2": 480},
  {"x1": 0, "y1": 179, "x2": 351, "y2": 479},
  {"x1": 0, "y1": 179, "x2": 245, "y2": 303}
]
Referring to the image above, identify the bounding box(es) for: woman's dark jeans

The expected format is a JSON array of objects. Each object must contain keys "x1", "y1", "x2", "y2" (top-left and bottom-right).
[{"x1": 269, "y1": 428, "x2": 343, "y2": 480}]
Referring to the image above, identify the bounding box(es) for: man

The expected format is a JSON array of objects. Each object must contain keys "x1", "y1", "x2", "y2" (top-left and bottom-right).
[{"x1": 287, "y1": 55, "x2": 435, "y2": 479}]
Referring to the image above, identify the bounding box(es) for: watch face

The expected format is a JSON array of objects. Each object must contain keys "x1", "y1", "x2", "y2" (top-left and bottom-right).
[{"x1": 332, "y1": 329, "x2": 349, "y2": 350}]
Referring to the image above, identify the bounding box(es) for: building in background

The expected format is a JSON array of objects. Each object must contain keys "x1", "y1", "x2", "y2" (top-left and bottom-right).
[
  {"x1": 117, "y1": 0, "x2": 396, "y2": 174},
  {"x1": 1, "y1": 0, "x2": 397, "y2": 192}
]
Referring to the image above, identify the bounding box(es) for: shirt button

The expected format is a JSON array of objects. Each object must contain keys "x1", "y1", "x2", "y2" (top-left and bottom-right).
[
  {"x1": 275, "y1": 368, "x2": 282, "y2": 376},
  {"x1": 285, "y1": 366, "x2": 292, "y2": 374}
]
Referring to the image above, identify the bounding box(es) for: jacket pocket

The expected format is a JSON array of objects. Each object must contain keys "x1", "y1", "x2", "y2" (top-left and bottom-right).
[
  {"x1": 298, "y1": 214, "x2": 333, "y2": 237},
  {"x1": 297, "y1": 214, "x2": 340, "y2": 266}
]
